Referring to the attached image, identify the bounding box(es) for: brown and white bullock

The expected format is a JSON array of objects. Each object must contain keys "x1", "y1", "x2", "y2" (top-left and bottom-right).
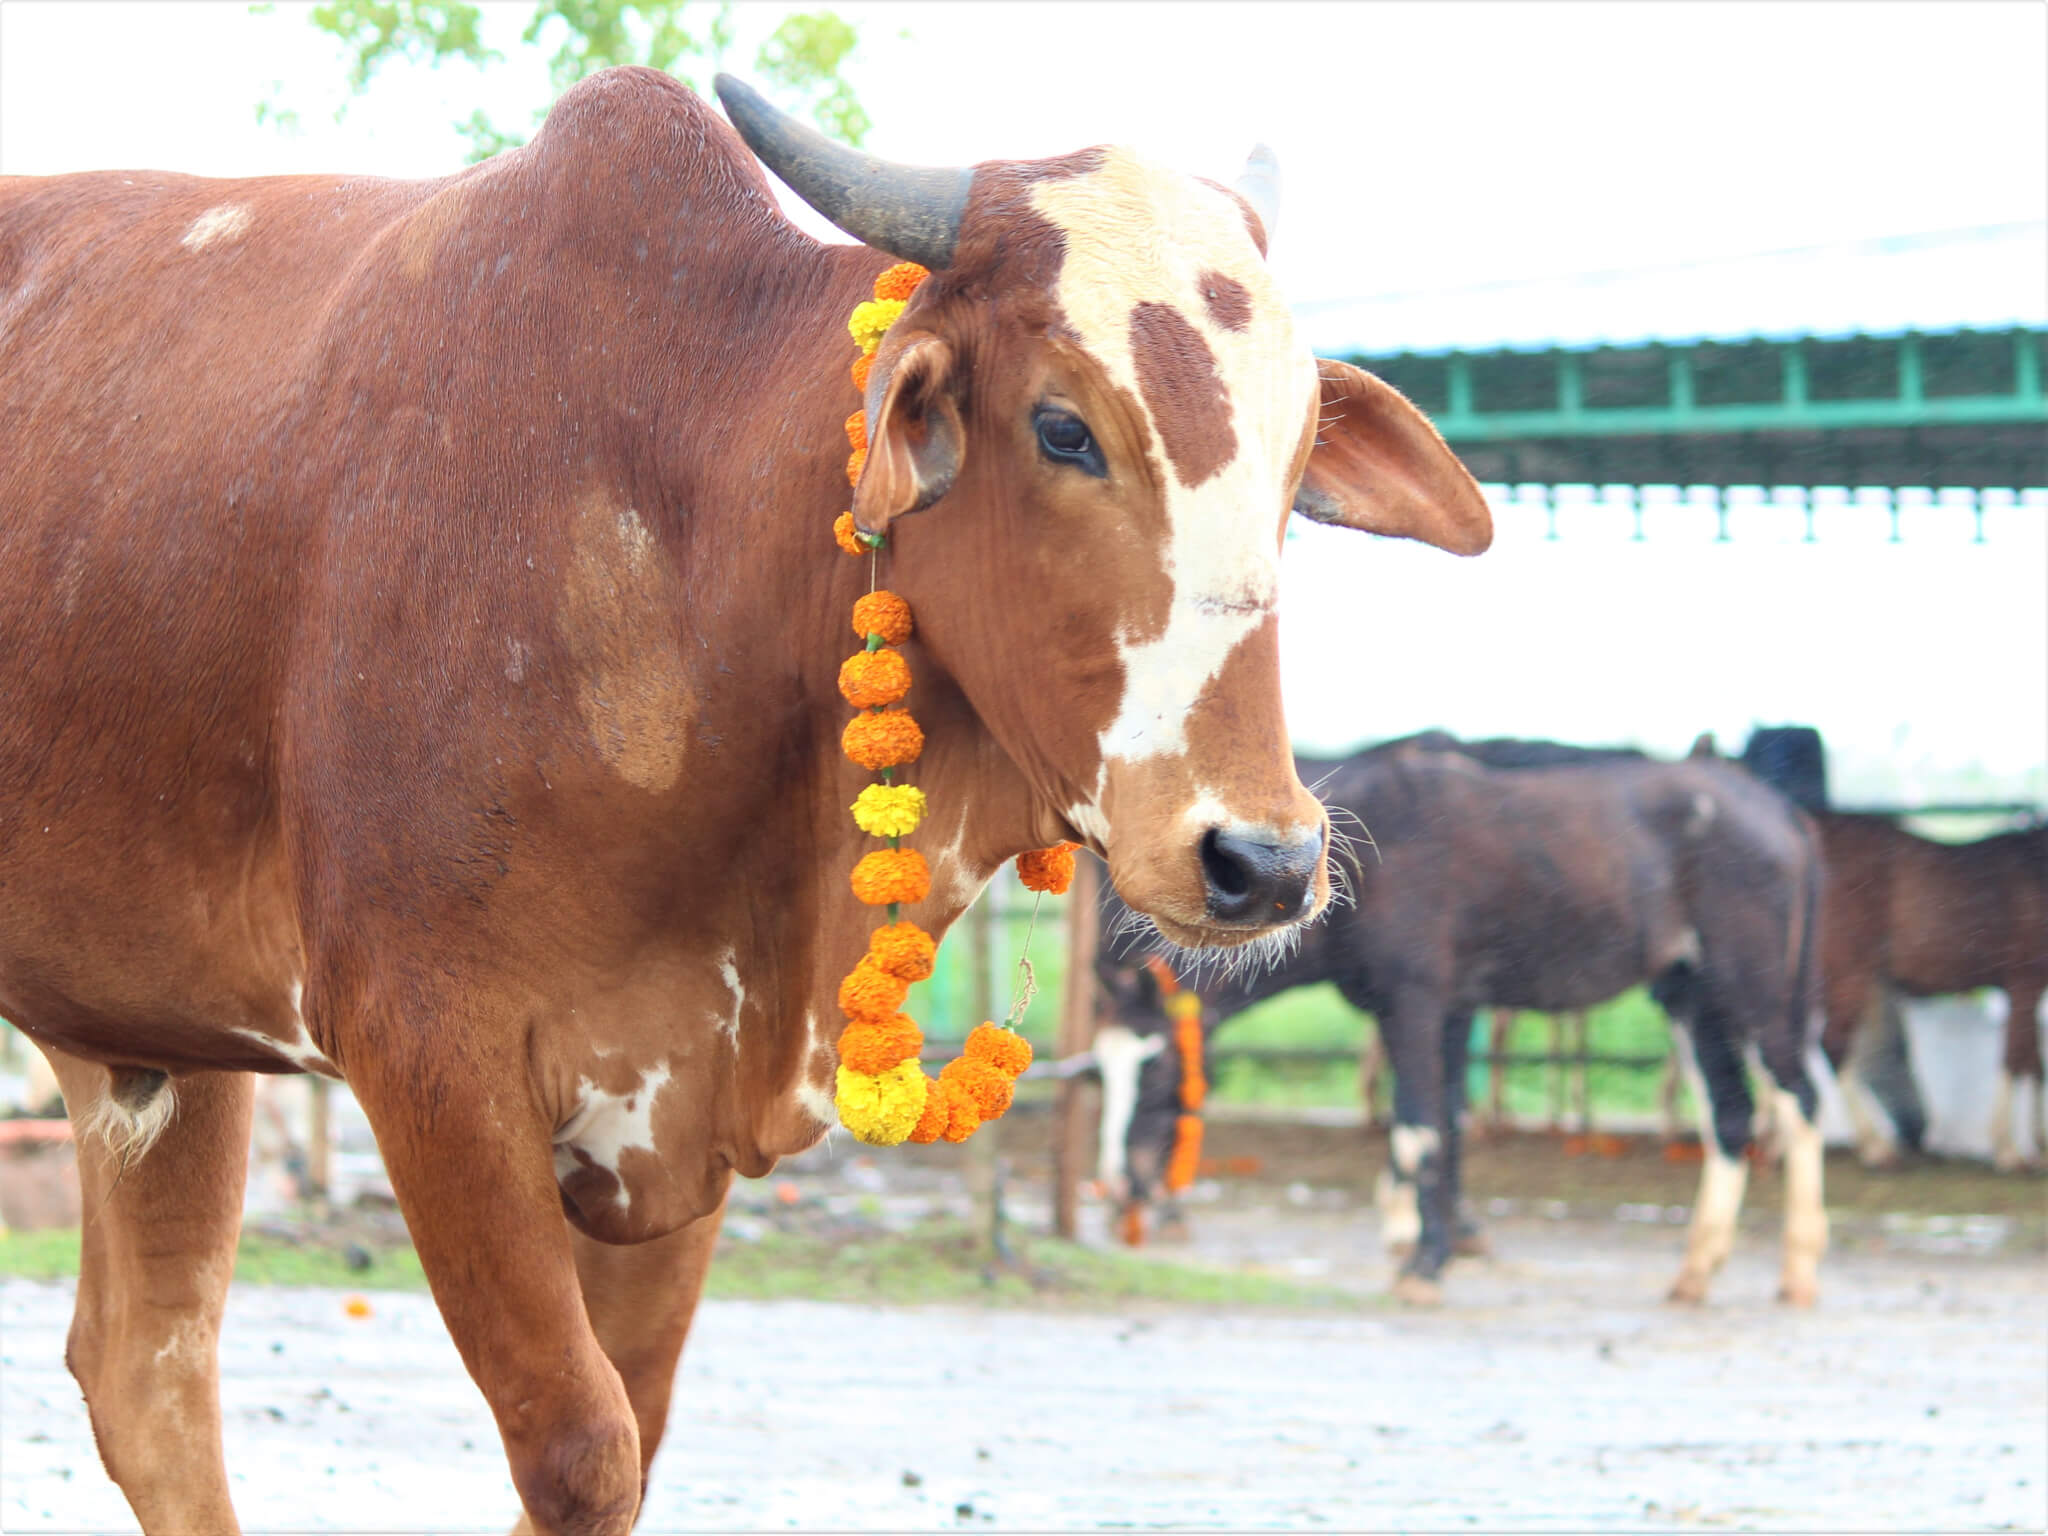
[{"x1": 0, "y1": 69, "x2": 1489, "y2": 1533}]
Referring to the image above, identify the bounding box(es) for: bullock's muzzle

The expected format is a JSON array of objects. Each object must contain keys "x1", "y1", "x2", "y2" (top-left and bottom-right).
[{"x1": 1198, "y1": 824, "x2": 1324, "y2": 926}]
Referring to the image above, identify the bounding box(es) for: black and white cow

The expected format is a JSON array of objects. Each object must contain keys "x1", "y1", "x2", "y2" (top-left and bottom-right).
[{"x1": 1094, "y1": 734, "x2": 1829, "y2": 1307}]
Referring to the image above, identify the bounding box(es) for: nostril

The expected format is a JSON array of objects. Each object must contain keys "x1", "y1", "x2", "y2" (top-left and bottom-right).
[{"x1": 1199, "y1": 827, "x2": 1254, "y2": 902}]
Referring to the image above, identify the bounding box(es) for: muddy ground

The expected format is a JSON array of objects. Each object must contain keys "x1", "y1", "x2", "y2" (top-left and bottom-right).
[{"x1": 3, "y1": 1109, "x2": 2042, "y2": 1532}]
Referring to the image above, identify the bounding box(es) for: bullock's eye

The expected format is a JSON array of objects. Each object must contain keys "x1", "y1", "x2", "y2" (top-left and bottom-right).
[{"x1": 1034, "y1": 407, "x2": 1106, "y2": 477}]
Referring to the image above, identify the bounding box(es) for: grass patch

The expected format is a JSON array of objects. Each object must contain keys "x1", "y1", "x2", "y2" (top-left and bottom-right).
[
  {"x1": 0, "y1": 1228, "x2": 428, "y2": 1290},
  {"x1": 706, "y1": 1219, "x2": 1361, "y2": 1309}
]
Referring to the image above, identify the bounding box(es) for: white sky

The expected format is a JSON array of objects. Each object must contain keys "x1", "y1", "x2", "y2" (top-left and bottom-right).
[{"x1": 1, "y1": 1, "x2": 2043, "y2": 799}]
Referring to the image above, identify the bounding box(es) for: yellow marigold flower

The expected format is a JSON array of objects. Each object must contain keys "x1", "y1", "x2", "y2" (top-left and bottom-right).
[
  {"x1": 850, "y1": 847, "x2": 931, "y2": 906},
  {"x1": 833, "y1": 511, "x2": 866, "y2": 556},
  {"x1": 838, "y1": 1014, "x2": 923, "y2": 1075},
  {"x1": 838, "y1": 957, "x2": 910, "y2": 1022},
  {"x1": 964, "y1": 1022, "x2": 1033, "y2": 1079},
  {"x1": 845, "y1": 409, "x2": 868, "y2": 455},
  {"x1": 868, "y1": 920, "x2": 935, "y2": 982},
  {"x1": 836, "y1": 1060, "x2": 927, "y2": 1146},
  {"x1": 847, "y1": 298, "x2": 905, "y2": 354},
  {"x1": 838, "y1": 648, "x2": 910, "y2": 709},
  {"x1": 872, "y1": 262, "x2": 929, "y2": 303},
  {"x1": 851, "y1": 353, "x2": 874, "y2": 395},
  {"x1": 843, "y1": 708, "x2": 923, "y2": 771},
  {"x1": 851, "y1": 590, "x2": 912, "y2": 646},
  {"x1": 1016, "y1": 841, "x2": 1079, "y2": 894},
  {"x1": 852, "y1": 782, "x2": 926, "y2": 839},
  {"x1": 1164, "y1": 1113, "x2": 1204, "y2": 1192},
  {"x1": 940, "y1": 1055, "x2": 1014, "y2": 1122}
]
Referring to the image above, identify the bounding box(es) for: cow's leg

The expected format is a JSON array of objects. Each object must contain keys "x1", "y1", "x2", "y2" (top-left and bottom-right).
[
  {"x1": 1657, "y1": 1035, "x2": 1686, "y2": 1141},
  {"x1": 45, "y1": 1046, "x2": 252, "y2": 1535},
  {"x1": 1666, "y1": 1014, "x2": 1753, "y2": 1305},
  {"x1": 1357, "y1": 1023, "x2": 1386, "y2": 1131},
  {"x1": 351, "y1": 1041, "x2": 640, "y2": 1536},
  {"x1": 1992, "y1": 983, "x2": 2045, "y2": 1171},
  {"x1": 1756, "y1": 1025, "x2": 1829, "y2": 1308},
  {"x1": 1837, "y1": 987, "x2": 1901, "y2": 1168},
  {"x1": 1442, "y1": 1010, "x2": 1487, "y2": 1257},
  {"x1": 510, "y1": 1199, "x2": 730, "y2": 1536},
  {"x1": 1380, "y1": 989, "x2": 1454, "y2": 1304}
]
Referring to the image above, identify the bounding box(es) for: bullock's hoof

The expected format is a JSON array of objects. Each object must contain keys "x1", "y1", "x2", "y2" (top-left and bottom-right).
[
  {"x1": 1991, "y1": 1150, "x2": 2032, "y2": 1174},
  {"x1": 1453, "y1": 1226, "x2": 1491, "y2": 1259},
  {"x1": 1391, "y1": 1272, "x2": 1444, "y2": 1308},
  {"x1": 1666, "y1": 1273, "x2": 1709, "y2": 1306},
  {"x1": 1777, "y1": 1278, "x2": 1819, "y2": 1308},
  {"x1": 1856, "y1": 1142, "x2": 1901, "y2": 1171}
]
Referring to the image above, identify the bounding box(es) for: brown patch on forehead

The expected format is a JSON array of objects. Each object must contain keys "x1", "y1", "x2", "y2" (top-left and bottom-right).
[
  {"x1": 1128, "y1": 302, "x2": 1237, "y2": 488},
  {"x1": 949, "y1": 148, "x2": 1107, "y2": 288},
  {"x1": 1200, "y1": 271, "x2": 1253, "y2": 332}
]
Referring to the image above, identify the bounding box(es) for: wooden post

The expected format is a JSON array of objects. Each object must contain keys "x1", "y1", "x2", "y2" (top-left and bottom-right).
[
  {"x1": 966, "y1": 883, "x2": 998, "y2": 1252},
  {"x1": 1051, "y1": 850, "x2": 1102, "y2": 1240}
]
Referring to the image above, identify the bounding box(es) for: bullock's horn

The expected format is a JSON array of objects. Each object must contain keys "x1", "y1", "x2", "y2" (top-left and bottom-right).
[
  {"x1": 1234, "y1": 142, "x2": 1281, "y2": 245},
  {"x1": 714, "y1": 73, "x2": 970, "y2": 270}
]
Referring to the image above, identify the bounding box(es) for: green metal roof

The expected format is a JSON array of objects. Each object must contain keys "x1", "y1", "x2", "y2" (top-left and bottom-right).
[{"x1": 1345, "y1": 327, "x2": 2046, "y2": 489}]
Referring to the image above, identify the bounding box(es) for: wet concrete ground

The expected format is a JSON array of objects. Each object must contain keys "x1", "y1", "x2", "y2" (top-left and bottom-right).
[{"x1": 4, "y1": 1199, "x2": 2042, "y2": 1533}]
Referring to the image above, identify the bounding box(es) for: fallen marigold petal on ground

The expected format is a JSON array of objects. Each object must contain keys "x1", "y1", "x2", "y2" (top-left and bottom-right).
[
  {"x1": 851, "y1": 590, "x2": 912, "y2": 646},
  {"x1": 843, "y1": 708, "x2": 924, "y2": 771},
  {"x1": 963, "y1": 1022, "x2": 1032, "y2": 1078},
  {"x1": 850, "y1": 847, "x2": 931, "y2": 906},
  {"x1": 867, "y1": 920, "x2": 936, "y2": 982},
  {"x1": 838, "y1": 648, "x2": 910, "y2": 709}
]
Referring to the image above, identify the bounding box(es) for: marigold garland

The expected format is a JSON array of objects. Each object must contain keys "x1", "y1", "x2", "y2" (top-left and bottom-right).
[
  {"x1": 1165, "y1": 1113, "x2": 1205, "y2": 1193},
  {"x1": 842, "y1": 709, "x2": 923, "y2": 771},
  {"x1": 1016, "y1": 841, "x2": 1079, "y2": 895},
  {"x1": 827, "y1": 258, "x2": 1064, "y2": 1149},
  {"x1": 1146, "y1": 958, "x2": 1209, "y2": 1196}
]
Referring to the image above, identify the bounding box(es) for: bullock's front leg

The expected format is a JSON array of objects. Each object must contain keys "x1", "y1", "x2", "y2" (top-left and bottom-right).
[
  {"x1": 507, "y1": 1196, "x2": 731, "y2": 1534},
  {"x1": 1991, "y1": 984, "x2": 2045, "y2": 1172},
  {"x1": 1666, "y1": 1018, "x2": 1754, "y2": 1304},
  {"x1": 351, "y1": 1041, "x2": 640, "y2": 1536},
  {"x1": 1380, "y1": 990, "x2": 1453, "y2": 1305},
  {"x1": 45, "y1": 1047, "x2": 253, "y2": 1536}
]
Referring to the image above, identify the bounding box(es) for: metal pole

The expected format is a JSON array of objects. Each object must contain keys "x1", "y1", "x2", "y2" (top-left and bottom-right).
[{"x1": 1052, "y1": 851, "x2": 1101, "y2": 1239}]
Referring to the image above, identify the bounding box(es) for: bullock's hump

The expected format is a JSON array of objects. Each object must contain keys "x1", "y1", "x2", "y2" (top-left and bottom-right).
[{"x1": 527, "y1": 65, "x2": 780, "y2": 213}]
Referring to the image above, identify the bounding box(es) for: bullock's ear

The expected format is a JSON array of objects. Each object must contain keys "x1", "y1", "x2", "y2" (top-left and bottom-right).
[
  {"x1": 852, "y1": 333, "x2": 965, "y2": 536},
  {"x1": 1294, "y1": 358, "x2": 1493, "y2": 556}
]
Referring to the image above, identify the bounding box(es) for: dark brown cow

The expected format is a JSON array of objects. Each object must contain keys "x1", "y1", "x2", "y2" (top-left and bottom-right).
[
  {"x1": 1810, "y1": 814, "x2": 2048, "y2": 1169},
  {"x1": 1094, "y1": 737, "x2": 1828, "y2": 1307},
  {"x1": 0, "y1": 70, "x2": 1490, "y2": 1533}
]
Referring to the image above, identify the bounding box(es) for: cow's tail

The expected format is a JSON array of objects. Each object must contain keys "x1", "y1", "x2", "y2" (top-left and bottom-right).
[{"x1": 81, "y1": 1066, "x2": 176, "y2": 1169}]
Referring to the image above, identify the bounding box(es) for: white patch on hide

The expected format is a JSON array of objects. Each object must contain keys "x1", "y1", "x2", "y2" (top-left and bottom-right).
[
  {"x1": 1030, "y1": 150, "x2": 1316, "y2": 769},
  {"x1": 181, "y1": 203, "x2": 252, "y2": 251},
  {"x1": 1093, "y1": 1025, "x2": 1165, "y2": 1191},
  {"x1": 1390, "y1": 1124, "x2": 1440, "y2": 1175},
  {"x1": 715, "y1": 950, "x2": 745, "y2": 1045},
  {"x1": 553, "y1": 1061, "x2": 671, "y2": 1211},
  {"x1": 792, "y1": 1013, "x2": 838, "y2": 1132}
]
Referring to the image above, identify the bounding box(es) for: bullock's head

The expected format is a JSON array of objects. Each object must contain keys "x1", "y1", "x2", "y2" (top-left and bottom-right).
[{"x1": 719, "y1": 78, "x2": 1490, "y2": 949}]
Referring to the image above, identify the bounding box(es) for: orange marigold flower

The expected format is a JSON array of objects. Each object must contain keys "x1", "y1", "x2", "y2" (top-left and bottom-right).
[
  {"x1": 1016, "y1": 841, "x2": 1079, "y2": 894},
  {"x1": 838, "y1": 648, "x2": 911, "y2": 709},
  {"x1": 833, "y1": 512, "x2": 866, "y2": 557},
  {"x1": 851, "y1": 590, "x2": 912, "y2": 647},
  {"x1": 838, "y1": 957, "x2": 911, "y2": 1023},
  {"x1": 1174, "y1": 1012, "x2": 1207, "y2": 1111},
  {"x1": 963, "y1": 1022, "x2": 1032, "y2": 1079},
  {"x1": 1164, "y1": 1113, "x2": 1204, "y2": 1193},
  {"x1": 908, "y1": 1073, "x2": 950, "y2": 1143},
  {"x1": 872, "y1": 261, "x2": 929, "y2": 303},
  {"x1": 940, "y1": 1055, "x2": 1014, "y2": 1122},
  {"x1": 845, "y1": 410, "x2": 868, "y2": 454},
  {"x1": 850, "y1": 847, "x2": 931, "y2": 906},
  {"x1": 846, "y1": 447, "x2": 866, "y2": 487},
  {"x1": 842, "y1": 708, "x2": 924, "y2": 771},
  {"x1": 868, "y1": 920, "x2": 936, "y2": 982},
  {"x1": 938, "y1": 1079, "x2": 981, "y2": 1143},
  {"x1": 837, "y1": 1013, "x2": 923, "y2": 1075},
  {"x1": 851, "y1": 352, "x2": 874, "y2": 395}
]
